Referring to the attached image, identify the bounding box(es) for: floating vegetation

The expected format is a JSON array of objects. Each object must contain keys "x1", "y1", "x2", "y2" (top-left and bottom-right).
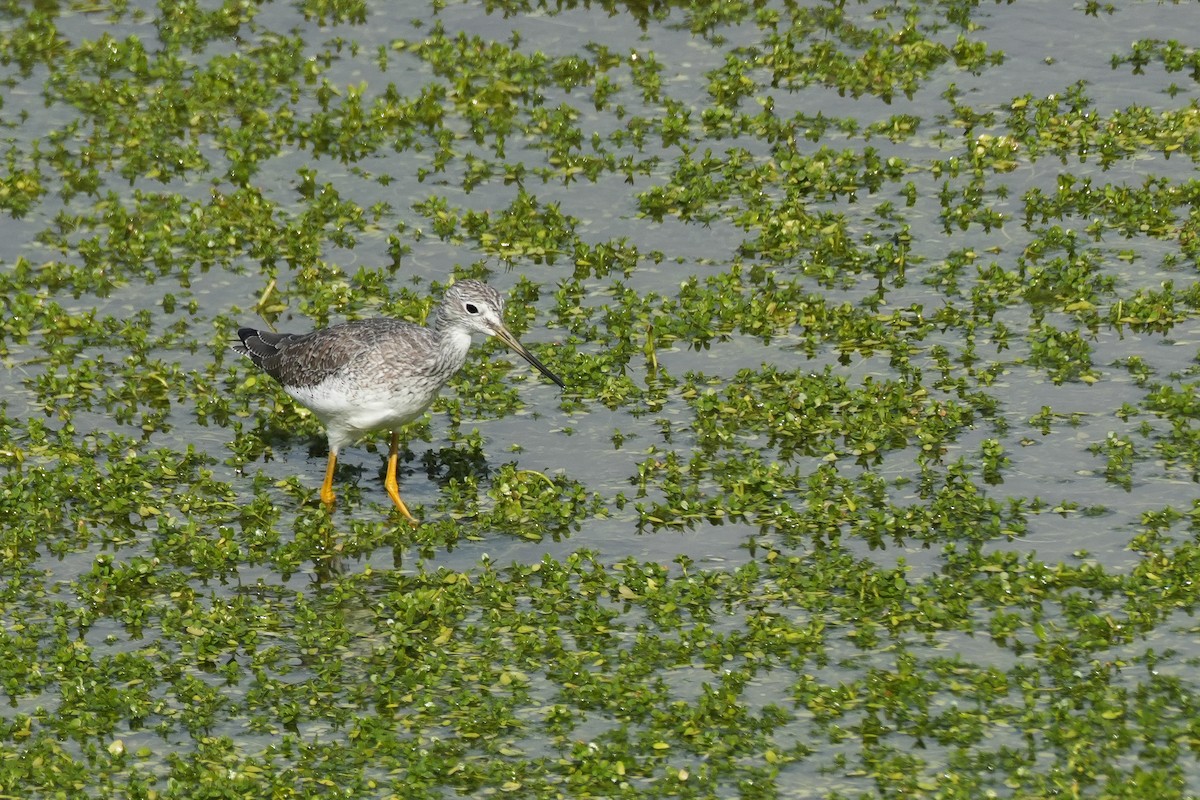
[{"x1": 1, "y1": 0, "x2": 1199, "y2": 797}]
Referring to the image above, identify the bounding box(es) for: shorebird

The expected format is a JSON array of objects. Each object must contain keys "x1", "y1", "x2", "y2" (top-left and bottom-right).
[{"x1": 232, "y1": 279, "x2": 564, "y2": 523}]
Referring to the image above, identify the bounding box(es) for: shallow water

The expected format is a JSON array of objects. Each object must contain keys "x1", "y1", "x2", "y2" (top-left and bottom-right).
[{"x1": 2, "y1": 1, "x2": 1200, "y2": 797}]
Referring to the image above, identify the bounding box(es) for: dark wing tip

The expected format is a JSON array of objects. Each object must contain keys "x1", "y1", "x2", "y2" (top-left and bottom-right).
[
  {"x1": 231, "y1": 328, "x2": 285, "y2": 365},
  {"x1": 231, "y1": 328, "x2": 256, "y2": 355}
]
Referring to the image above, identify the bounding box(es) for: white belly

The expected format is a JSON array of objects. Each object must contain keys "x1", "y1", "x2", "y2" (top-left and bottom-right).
[{"x1": 289, "y1": 376, "x2": 441, "y2": 449}]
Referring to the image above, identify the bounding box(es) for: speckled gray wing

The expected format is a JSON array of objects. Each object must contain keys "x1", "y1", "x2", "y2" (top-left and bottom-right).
[
  {"x1": 235, "y1": 322, "x2": 372, "y2": 389},
  {"x1": 233, "y1": 318, "x2": 440, "y2": 390}
]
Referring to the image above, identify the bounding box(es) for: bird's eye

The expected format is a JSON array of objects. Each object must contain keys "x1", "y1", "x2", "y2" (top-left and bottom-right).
[{"x1": 464, "y1": 302, "x2": 480, "y2": 315}]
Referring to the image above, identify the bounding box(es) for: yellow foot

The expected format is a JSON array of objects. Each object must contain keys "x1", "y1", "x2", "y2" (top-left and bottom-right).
[
  {"x1": 384, "y1": 430, "x2": 419, "y2": 526},
  {"x1": 320, "y1": 449, "x2": 338, "y2": 510},
  {"x1": 385, "y1": 479, "x2": 420, "y2": 526}
]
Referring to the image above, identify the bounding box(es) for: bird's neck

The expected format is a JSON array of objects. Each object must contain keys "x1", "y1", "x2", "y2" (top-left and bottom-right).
[{"x1": 432, "y1": 326, "x2": 474, "y2": 374}]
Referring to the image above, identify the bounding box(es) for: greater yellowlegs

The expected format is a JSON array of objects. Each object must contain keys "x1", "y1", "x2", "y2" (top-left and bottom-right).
[{"x1": 232, "y1": 279, "x2": 564, "y2": 523}]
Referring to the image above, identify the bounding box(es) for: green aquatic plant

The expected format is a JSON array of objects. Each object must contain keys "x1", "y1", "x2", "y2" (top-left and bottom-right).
[{"x1": 0, "y1": 0, "x2": 1199, "y2": 796}]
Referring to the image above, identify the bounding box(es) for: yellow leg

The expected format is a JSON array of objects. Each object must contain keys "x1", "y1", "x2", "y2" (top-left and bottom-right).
[
  {"x1": 320, "y1": 449, "x2": 338, "y2": 509},
  {"x1": 384, "y1": 430, "x2": 419, "y2": 525}
]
